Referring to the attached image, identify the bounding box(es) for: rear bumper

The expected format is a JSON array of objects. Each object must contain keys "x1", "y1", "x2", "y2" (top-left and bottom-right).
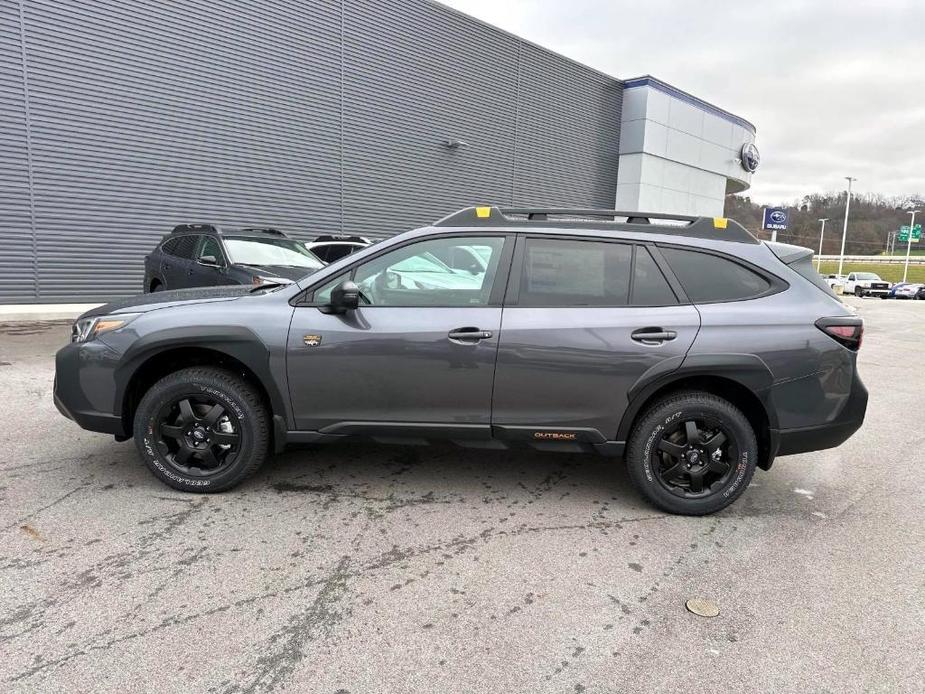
[{"x1": 769, "y1": 373, "x2": 868, "y2": 458}]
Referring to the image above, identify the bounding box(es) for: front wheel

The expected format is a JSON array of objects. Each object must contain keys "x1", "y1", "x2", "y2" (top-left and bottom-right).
[
  {"x1": 855, "y1": 287, "x2": 864, "y2": 297},
  {"x1": 625, "y1": 392, "x2": 758, "y2": 515},
  {"x1": 133, "y1": 367, "x2": 270, "y2": 492}
]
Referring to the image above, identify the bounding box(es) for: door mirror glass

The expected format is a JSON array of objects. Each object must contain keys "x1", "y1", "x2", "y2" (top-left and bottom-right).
[
  {"x1": 198, "y1": 255, "x2": 219, "y2": 266},
  {"x1": 326, "y1": 280, "x2": 360, "y2": 313}
]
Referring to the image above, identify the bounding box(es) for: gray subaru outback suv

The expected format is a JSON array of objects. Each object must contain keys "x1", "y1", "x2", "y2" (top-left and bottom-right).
[{"x1": 54, "y1": 207, "x2": 867, "y2": 515}]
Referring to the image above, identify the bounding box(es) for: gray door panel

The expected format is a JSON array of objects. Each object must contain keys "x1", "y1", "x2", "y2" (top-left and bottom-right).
[
  {"x1": 287, "y1": 306, "x2": 502, "y2": 431},
  {"x1": 492, "y1": 305, "x2": 700, "y2": 439}
]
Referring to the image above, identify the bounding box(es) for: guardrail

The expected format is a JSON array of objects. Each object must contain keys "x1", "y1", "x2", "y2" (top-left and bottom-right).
[{"x1": 816, "y1": 255, "x2": 925, "y2": 265}]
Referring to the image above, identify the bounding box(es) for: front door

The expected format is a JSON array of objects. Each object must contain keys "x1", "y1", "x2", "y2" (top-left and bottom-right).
[
  {"x1": 191, "y1": 236, "x2": 227, "y2": 287},
  {"x1": 491, "y1": 237, "x2": 700, "y2": 441},
  {"x1": 287, "y1": 234, "x2": 513, "y2": 434}
]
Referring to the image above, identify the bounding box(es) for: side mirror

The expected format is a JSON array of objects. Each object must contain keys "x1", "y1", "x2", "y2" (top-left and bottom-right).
[
  {"x1": 198, "y1": 255, "x2": 220, "y2": 267},
  {"x1": 327, "y1": 280, "x2": 360, "y2": 314}
]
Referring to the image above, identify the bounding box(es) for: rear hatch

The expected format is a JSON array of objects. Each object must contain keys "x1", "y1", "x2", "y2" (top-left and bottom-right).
[{"x1": 764, "y1": 241, "x2": 839, "y2": 298}]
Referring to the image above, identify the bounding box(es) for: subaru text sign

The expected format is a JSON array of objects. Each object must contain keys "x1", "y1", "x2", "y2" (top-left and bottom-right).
[{"x1": 762, "y1": 207, "x2": 789, "y2": 231}]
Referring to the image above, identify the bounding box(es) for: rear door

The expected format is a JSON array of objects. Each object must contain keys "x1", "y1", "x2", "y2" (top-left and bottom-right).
[
  {"x1": 162, "y1": 235, "x2": 199, "y2": 289},
  {"x1": 491, "y1": 236, "x2": 700, "y2": 442}
]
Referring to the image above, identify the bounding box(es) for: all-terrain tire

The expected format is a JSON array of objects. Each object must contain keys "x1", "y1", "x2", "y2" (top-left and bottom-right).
[
  {"x1": 133, "y1": 367, "x2": 270, "y2": 492},
  {"x1": 625, "y1": 391, "x2": 758, "y2": 516}
]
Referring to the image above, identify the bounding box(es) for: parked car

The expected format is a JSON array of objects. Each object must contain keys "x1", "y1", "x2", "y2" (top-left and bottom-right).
[
  {"x1": 304, "y1": 235, "x2": 371, "y2": 263},
  {"x1": 56, "y1": 206, "x2": 867, "y2": 516},
  {"x1": 144, "y1": 224, "x2": 325, "y2": 292},
  {"x1": 887, "y1": 282, "x2": 923, "y2": 300},
  {"x1": 823, "y1": 273, "x2": 846, "y2": 289},
  {"x1": 915, "y1": 285, "x2": 925, "y2": 300},
  {"x1": 843, "y1": 272, "x2": 890, "y2": 297}
]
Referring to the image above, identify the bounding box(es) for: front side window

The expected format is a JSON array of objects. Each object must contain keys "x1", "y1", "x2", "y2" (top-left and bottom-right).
[
  {"x1": 352, "y1": 236, "x2": 506, "y2": 306},
  {"x1": 660, "y1": 247, "x2": 771, "y2": 302},
  {"x1": 223, "y1": 237, "x2": 324, "y2": 270},
  {"x1": 198, "y1": 237, "x2": 224, "y2": 263},
  {"x1": 518, "y1": 238, "x2": 633, "y2": 307}
]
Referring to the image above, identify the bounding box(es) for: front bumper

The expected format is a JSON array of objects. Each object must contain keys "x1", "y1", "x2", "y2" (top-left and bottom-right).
[
  {"x1": 769, "y1": 372, "x2": 868, "y2": 458},
  {"x1": 54, "y1": 340, "x2": 128, "y2": 437}
]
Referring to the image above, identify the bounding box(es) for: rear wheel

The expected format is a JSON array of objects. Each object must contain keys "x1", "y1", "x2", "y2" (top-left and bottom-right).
[
  {"x1": 625, "y1": 392, "x2": 757, "y2": 515},
  {"x1": 133, "y1": 367, "x2": 269, "y2": 492}
]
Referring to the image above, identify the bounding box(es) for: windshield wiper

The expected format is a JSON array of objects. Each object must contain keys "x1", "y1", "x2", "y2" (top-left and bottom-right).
[{"x1": 249, "y1": 282, "x2": 288, "y2": 294}]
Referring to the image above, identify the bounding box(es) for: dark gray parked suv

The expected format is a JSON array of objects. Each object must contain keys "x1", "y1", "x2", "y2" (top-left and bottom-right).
[
  {"x1": 55, "y1": 207, "x2": 868, "y2": 515},
  {"x1": 143, "y1": 224, "x2": 324, "y2": 292}
]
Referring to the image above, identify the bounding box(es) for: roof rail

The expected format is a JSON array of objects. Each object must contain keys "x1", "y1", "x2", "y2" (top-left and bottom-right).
[
  {"x1": 171, "y1": 223, "x2": 219, "y2": 234},
  {"x1": 240, "y1": 227, "x2": 288, "y2": 237},
  {"x1": 433, "y1": 206, "x2": 758, "y2": 244},
  {"x1": 313, "y1": 234, "x2": 371, "y2": 243}
]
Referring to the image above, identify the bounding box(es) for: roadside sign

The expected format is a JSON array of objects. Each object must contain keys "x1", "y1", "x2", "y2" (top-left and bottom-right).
[
  {"x1": 898, "y1": 224, "x2": 922, "y2": 243},
  {"x1": 762, "y1": 207, "x2": 789, "y2": 231}
]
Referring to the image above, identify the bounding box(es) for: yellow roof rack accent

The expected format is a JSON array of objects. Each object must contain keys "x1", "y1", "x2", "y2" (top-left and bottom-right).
[
  {"x1": 475, "y1": 206, "x2": 491, "y2": 218},
  {"x1": 713, "y1": 217, "x2": 728, "y2": 229}
]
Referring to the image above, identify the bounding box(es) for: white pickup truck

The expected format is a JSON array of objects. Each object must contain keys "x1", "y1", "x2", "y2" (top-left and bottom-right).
[{"x1": 843, "y1": 272, "x2": 890, "y2": 297}]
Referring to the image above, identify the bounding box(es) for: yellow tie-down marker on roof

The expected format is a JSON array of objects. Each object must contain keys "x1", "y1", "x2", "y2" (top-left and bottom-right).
[
  {"x1": 713, "y1": 217, "x2": 728, "y2": 229},
  {"x1": 475, "y1": 206, "x2": 492, "y2": 218}
]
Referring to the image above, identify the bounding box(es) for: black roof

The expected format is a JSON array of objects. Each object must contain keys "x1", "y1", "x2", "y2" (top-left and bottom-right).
[
  {"x1": 169, "y1": 224, "x2": 289, "y2": 239},
  {"x1": 433, "y1": 206, "x2": 759, "y2": 244}
]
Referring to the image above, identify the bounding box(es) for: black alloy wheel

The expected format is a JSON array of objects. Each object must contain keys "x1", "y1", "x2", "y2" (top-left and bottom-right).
[
  {"x1": 625, "y1": 391, "x2": 758, "y2": 515},
  {"x1": 154, "y1": 396, "x2": 241, "y2": 477},
  {"x1": 651, "y1": 417, "x2": 736, "y2": 498},
  {"x1": 133, "y1": 367, "x2": 269, "y2": 492}
]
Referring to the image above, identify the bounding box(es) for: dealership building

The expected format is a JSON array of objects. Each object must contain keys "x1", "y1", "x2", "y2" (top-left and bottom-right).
[{"x1": 0, "y1": 0, "x2": 758, "y2": 303}]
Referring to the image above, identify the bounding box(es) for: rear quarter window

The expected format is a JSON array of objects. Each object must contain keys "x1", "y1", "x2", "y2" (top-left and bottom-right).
[{"x1": 660, "y1": 247, "x2": 771, "y2": 302}]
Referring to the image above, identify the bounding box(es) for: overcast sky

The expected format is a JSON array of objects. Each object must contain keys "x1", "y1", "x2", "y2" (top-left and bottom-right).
[{"x1": 441, "y1": 0, "x2": 924, "y2": 205}]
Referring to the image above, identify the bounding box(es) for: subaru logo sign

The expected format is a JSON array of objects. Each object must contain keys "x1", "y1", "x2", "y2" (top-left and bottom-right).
[
  {"x1": 762, "y1": 207, "x2": 789, "y2": 231},
  {"x1": 740, "y1": 142, "x2": 760, "y2": 173}
]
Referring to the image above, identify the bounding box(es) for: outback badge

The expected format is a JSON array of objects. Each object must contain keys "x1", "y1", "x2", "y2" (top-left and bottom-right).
[{"x1": 303, "y1": 334, "x2": 322, "y2": 347}]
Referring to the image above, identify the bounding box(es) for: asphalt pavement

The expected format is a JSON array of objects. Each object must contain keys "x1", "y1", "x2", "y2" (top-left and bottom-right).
[{"x1": 1, "y1": 297, "x2": 922, "y2": 693}]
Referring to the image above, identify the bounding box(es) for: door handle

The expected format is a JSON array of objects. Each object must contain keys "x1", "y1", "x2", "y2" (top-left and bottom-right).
[
  {"x1": 448, "y1": 327, "x2": 493, "y2": 342},
  {"x1": 631, "y1": 328, "x2": 677, "y2": 344}
]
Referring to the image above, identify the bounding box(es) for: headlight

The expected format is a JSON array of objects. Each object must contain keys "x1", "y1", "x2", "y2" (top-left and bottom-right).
[{"x1": 71, "y1": 313, "x2": 142, "y2": 343}]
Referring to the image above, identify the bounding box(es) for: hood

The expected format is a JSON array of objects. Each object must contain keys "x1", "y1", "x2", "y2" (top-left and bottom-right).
[
  {"x1": 238, "y1": 264, "x2": 317, "y2": 282},
  {"x1": 80, "y1": 285, "x2": 253, "y2": 319}
]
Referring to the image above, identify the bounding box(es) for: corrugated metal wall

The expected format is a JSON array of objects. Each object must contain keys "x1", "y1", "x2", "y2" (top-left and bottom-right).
[{"x1": 0, "y1": 0, "x2": 623, "y2": 303}]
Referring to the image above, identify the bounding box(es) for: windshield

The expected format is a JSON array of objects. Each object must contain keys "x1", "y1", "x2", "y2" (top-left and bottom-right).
[
  {"x1": 855, "y1": 273, "x2": 880, "y2": 280},
  {"x1": 224, "y1": 237, "x2": 324, "y2": 269}
]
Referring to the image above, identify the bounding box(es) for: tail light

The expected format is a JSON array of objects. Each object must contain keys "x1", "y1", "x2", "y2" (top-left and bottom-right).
[{"x1": 815, "y1": 317, "x2": 863, "y2": 350}]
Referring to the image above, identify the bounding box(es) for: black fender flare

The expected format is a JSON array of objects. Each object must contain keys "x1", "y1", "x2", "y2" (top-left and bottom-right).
[
  {"x1": 615, "y1": 353, "x2": 777, "y2": 442},
  {"x1": 113, "y1": 325, "x2": 289, "y2": 426}
]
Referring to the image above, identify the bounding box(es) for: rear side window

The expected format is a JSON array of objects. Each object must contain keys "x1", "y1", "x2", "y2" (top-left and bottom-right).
[
  {"x1": 519, "y1": 238, "x2": 632, "y2": 306},
  {"x1": 632, "y1": 247, "x2": 677, "y2": 305},
  {"x1": 171, "y1": 235, "x2": 199, "y2": 260},
  {"x1": 160, "y1": 238, "x2": 180, "y2": 256},
  {"x1": 661, "y1": 247, "x2": 771, "y2": 302}
]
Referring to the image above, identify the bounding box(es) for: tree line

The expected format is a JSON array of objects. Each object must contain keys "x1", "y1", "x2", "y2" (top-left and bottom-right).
[{"x1": 726, "y1": 193, "x2": 923, "y2": 254}]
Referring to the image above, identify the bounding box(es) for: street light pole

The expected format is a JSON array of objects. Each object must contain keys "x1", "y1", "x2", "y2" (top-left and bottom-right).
[
  {"x1": 837, "y1": 177, "x2": 856, "y2": 277},
  {"x1": 903, "y1": 209, "x2": 918, "y2": 283},
  {"x1": 816, "y1": 218, "x2": 828, "y2": 269}
]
